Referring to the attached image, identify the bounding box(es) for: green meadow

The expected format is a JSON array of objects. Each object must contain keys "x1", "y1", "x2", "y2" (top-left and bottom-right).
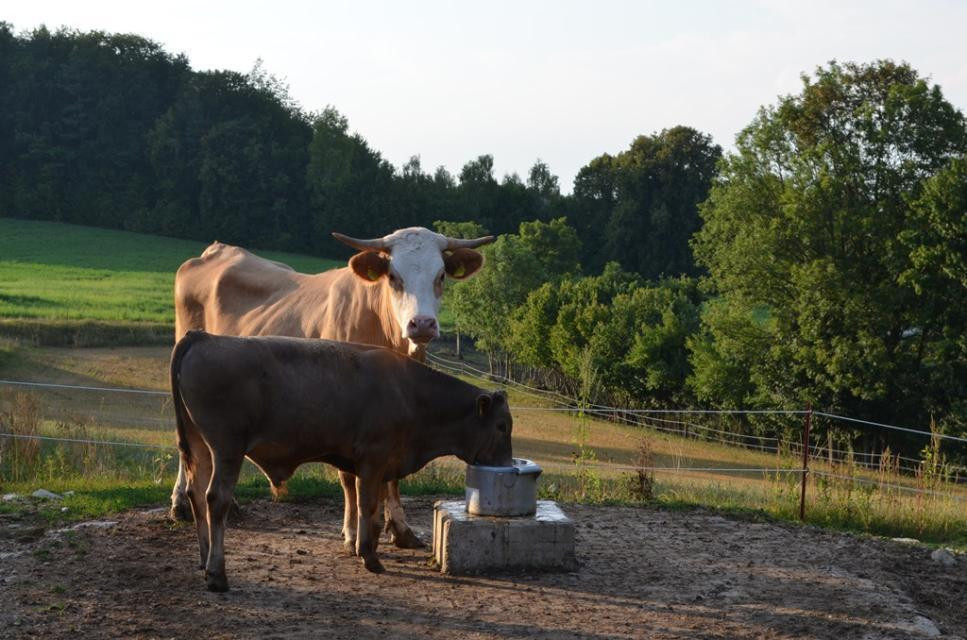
[{"x1": 0, "y1": 218, "x2": 342, "y2": 326}]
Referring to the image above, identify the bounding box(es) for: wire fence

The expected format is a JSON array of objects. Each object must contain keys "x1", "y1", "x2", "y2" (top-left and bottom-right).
[
  {"x1": 423, "y1": 353, "x2": 967, "y2": 485},
  {"x1": 1, "y1": 373, "x2": 965, "y2": 507},
  {"x1": 425, "y1": 352, "x2": 967, "y2": 444}
]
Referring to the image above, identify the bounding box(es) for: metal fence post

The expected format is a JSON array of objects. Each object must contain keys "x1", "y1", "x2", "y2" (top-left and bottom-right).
[{"x1": 799, "y1": 402, "x2": 812, "y2": 521}]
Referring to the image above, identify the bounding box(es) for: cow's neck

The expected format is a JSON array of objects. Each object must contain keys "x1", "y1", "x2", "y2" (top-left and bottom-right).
[{"x1": 397, "y1": 364, "x2": 488, "y2": 470}]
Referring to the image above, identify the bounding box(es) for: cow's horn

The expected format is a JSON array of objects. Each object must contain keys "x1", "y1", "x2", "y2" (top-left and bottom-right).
[
  {"x1": 445, "y1": 235, "x2": 496, "y2": 250},
  {"x1": 332, "y1": 232, "x2": 388, "y2": 251}
]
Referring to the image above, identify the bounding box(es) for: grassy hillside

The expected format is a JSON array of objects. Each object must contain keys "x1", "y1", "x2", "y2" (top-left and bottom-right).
[{"x1": 0, "y1": 218, "x2": 343, "y2": 326}]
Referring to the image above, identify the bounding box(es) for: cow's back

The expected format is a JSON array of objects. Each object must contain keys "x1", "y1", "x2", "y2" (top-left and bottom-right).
[{"x1": 175, "y1": 242, "x2": 404, "y2": 353}]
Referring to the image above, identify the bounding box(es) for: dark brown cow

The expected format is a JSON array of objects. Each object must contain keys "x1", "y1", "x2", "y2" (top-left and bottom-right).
[
  {"x1": 171, "y1": 331, "x2": 512, "y2": 591},
  {"x1": 169, "y1": 227, "x2": 494, "y2": 550}
]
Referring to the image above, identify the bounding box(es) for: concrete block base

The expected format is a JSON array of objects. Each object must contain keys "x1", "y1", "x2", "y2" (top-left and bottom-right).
[{"x1": 432, "y1": 500, "x2": 577, "y2": 575}]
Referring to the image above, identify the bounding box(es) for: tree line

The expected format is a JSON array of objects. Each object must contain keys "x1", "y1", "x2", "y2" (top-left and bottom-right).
[
  {"x1": 445, "y1": 61, "x2": 966, "y2": 455},
  {"x1": 0, "y1": 23, "x2": 717, "y2": 275},
  {"x1": 1, "y1": 25, "x2": 964, "y2": 454}
]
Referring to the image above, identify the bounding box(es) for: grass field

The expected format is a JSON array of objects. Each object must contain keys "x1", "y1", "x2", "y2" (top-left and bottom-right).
[{"x1": 0, "y1": 218, "x2": 342, "y2": 326}]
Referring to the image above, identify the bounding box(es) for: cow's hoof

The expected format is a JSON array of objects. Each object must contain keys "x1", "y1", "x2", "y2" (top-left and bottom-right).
[
  {"x1": 169, "y1": 498, "x2": 194, "y2": 522},
  {"x1": 205, "y1": 572, "x2": 229, "y2": 592},
  {"x1": 362, "y1": 555, "x2": 385, "y2": 574},
  {"x1": 390, "y1": 527, "x2": 426, "y2": 550}
]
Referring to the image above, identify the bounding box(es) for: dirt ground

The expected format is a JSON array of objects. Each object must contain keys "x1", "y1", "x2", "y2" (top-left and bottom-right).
[{"x1": 0, "y1": 497, "x2": 963, "y2": 640}]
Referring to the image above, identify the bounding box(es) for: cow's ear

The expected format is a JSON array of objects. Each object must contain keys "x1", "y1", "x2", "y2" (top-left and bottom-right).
[
  {"x1": 476, "y1": 393, "x2": 492, "y2": 418},
  {"x1": 477, "y1": 391, "x2": 505, "y2": 417},
  {"x1": 349, "y1": 251, "x2": 390, "y2": 283},
  {"x1": 444, "y1": 249, "x2": 484, "y2": 280}
]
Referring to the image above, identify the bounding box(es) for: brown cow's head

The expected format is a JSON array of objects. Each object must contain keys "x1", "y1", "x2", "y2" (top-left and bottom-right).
[
  {"x1": 334, "y1": 227, "x2": 493, "y2": 355},
  {"x1": 472, "y1": 390, "x2": 513, "y2": 467}
]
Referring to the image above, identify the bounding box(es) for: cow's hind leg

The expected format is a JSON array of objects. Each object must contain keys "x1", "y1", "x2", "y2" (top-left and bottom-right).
[
  {"x1": 205, "y1": 454, "x2": 244, "y2": 592},
  {"x1": 339, "y1": 470, "x2": 358, "y2": 554},
  {"x1": 355, "y1": 471, "x2": 386, "y2": 574},
  {"x1": 384, "y1": 480, "x2": 425, "y2": 549},
  {"x1": 170, "y1": 456, "x2": 194, "y2": 521},
  {"x1": 185, "y1": 447, "x2": 213, "y2": 569},
  {"x1": 180, "y1": 421, "x2": 213, "y2": 568}
]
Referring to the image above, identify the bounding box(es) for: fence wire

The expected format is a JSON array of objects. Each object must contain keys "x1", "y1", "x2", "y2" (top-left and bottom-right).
[
  {"x1": 424, "y1": 354, "x2": 967, "y2": 445},
  {"x1": 1, "y1": 376, "x2": 964, "y2": 501}
]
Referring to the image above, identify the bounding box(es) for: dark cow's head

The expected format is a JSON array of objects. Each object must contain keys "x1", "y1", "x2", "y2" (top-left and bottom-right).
[{"x1": 333, "y1": 227, "x2": 494, "y2": 355}]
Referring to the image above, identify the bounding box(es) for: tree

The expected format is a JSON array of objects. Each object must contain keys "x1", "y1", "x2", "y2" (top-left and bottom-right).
[
  {"x1": 691, "y1": 60, "x2": 967, "y2": 444},
  {"x1": 145, "y1": 69, "x2": 311, "y2": 246},
  {"x1": 306, "y1": 107, "x2": 396, "y2": 255},
  {"x1": 509, "y1": 265, "x2": 700, "y2": 404},
  {"x1": 446, "y1": 218, "x2": 581, "y2": 367},
  {"x1": 571, "y1": 127, "x2": 721, "y2": 277},
  {"x1": 898, "y1": 156, "x2": 967, "y2": 431},
  {"x1": 527, "y1": 159, "x2": 560, "y2": 200},
  {"x1": 433, "y1": 219, "x2": 489, "y2": 240}
]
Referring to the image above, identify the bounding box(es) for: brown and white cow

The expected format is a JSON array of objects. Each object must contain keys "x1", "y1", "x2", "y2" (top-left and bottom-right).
[
  {"x1": 171, "y1": 331, "x2": 513, "y2": 591},
  {"x1": 169, "y1": 226, "x2": 494, "y2": 550}
]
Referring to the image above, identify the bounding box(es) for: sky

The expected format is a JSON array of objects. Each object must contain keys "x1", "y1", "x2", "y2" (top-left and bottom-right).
[{"x1": 5, "y1": 0, "x2": 967, "y2": 192}]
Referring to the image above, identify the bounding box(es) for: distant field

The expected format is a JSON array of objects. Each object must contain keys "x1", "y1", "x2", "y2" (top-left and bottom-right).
[{"x1": 0, "y1": 218, "x2": 343, "y2": 325}]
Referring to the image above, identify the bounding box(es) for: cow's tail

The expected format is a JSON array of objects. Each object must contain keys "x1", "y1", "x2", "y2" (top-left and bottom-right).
[{"x1": 171, "y1": 330, "x2": 208, "y2": 467}]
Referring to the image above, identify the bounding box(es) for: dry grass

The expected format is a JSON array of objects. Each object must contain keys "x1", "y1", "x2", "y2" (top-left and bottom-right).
[
  {"x1": 0, "y1": 391, "x2": 42, "y2": 482},
  {"x1": 1, "y1": 344, "x2": 965, "y2": 547}
]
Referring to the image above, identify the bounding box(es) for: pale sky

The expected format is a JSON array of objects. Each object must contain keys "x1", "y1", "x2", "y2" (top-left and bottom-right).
[{"x1": 5, "y1": 1, "x2": 967, "y2": 192}]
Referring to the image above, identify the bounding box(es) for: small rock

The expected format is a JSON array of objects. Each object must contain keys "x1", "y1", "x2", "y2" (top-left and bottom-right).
[
  {"x1": 60, "y1": 507, "x2": 69, "y2": 513},
  {"x1": 31, "y1": 489, "x2": 63, "y2": 500},
  {"x1": 63, "y1": 491, "x2": 75, "y2": 497},
  {"x1": 891, "y1": 537, "x2": 919, "y2": 545},
  {"x1": 894, "y1": 615, "x2": 941, "y2": 638},
  {"x1": 70, "y1": 520, "x2": 118, "y2": 531},
  {"x1": 720, "y1": 587, "x2": 749, "y2": 601},
  {"x1": 930, "y1": 548, "x2": 956, "y2": 567},
  {"x1": 2, "y1": 493, "x2": 20, "y2": 502}
]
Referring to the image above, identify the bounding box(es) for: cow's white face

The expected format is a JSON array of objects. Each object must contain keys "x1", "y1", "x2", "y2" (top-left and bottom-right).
[
  {"x1": 342, "y1": 227, "x2": 488, "y2": 355},
  {"x1": 385, "y1": 229, "x2": 446, "y2": 345}
]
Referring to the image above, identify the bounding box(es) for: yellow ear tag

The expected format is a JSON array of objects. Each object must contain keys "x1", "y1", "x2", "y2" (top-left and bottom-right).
[
  {"x1": 367, "y1": 267, "x2": 379, "y2": 281},
  {"x1": 453, "y1": 264, "x2": 466, "y2": 278}
]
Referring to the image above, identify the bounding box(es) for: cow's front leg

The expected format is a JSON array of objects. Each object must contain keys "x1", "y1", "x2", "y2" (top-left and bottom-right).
[
  {"x1": 355, "y1": 472, "x2": 385, "y2": 574},
  {"x1": 338, "y1": 470, "x2": 358, "y2": 554},
  {"x1": 204, "y1": 454, "x2": 243, "y2": 592},
  {"x1": 170, "y1": 456, "x2": 194, "y2": 521},
  {"x1": 384, "y1": 480, "x2": 425, "y2": 549}
]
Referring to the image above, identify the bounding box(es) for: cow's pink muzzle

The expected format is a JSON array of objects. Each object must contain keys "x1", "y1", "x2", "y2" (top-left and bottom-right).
[{"x1": 406, "y1": 316, "x2": 439, "y2": 342}]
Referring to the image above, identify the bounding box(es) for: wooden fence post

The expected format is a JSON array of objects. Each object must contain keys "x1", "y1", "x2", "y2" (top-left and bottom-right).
[{"x1": 799, "y1": 402, "x2": 812, "y2": 521}]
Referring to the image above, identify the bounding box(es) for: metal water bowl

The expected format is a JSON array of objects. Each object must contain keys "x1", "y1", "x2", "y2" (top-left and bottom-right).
[{"x1": 465, "y1": 458, "x2": 542, "y2": 516}]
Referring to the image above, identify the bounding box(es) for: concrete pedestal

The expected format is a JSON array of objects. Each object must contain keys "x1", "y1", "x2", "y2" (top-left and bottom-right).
[{"x1": 431, "y1": 500, "x2": 577, "y2": 575}]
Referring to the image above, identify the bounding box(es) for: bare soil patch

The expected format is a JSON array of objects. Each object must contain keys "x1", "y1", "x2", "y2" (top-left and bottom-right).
[{"x1": 0, "y1": 497, "x2": 963, "y2": 639}]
